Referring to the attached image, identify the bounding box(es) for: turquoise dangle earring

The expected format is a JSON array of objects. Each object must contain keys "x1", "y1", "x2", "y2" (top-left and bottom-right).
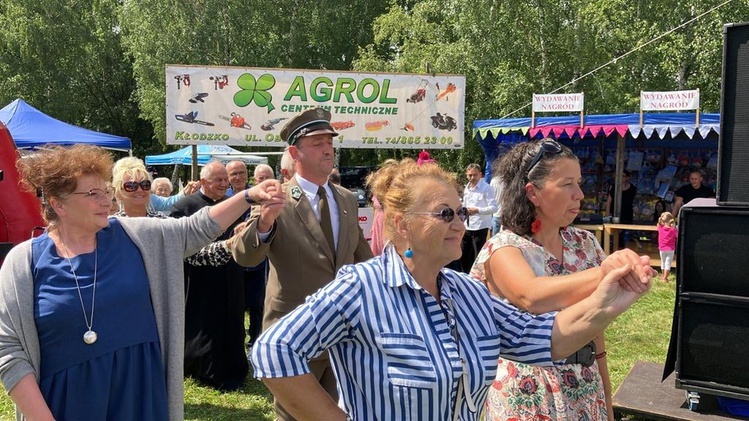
[{"x1": 404, "y1": 247, "x2": 413, "y2": 258}]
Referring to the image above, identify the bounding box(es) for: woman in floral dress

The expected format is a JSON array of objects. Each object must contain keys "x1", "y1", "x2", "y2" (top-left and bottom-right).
[{"x1": 471, "y1": 139, "x2": 653, "y2": 420}]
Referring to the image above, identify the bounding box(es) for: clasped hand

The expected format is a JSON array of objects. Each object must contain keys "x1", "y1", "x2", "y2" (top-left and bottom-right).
[
  {"x1": 247, "y1": 179, "x2": 285, "y2": 205},
  {"x1": 591, "y1": 249, "x2": 657, "y2": 317},
  {"x1": 601, "y1": 249, "x2": 656, "y2": 294}
]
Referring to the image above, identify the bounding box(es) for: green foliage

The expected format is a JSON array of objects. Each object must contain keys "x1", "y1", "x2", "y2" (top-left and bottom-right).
[
  {"x1": 1, "y1": 0, "x2": 743, "y2": 169},
  {"x1": 354, "y1": 0, "x2": 745, "y2": 172},
  {"x1": 0, "y1": 0, "x2": 154, "y2": 156},
  {"x1": 119, "y1": 0, "x2": 389, "y2": 147}
]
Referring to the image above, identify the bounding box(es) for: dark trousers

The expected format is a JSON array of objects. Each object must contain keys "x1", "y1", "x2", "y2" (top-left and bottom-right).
[
  {"x1": 244, "y1": 263, "x2": 267, "y2": 347},
  {"x1": 460, "y1": 228, "x2": 489, "y2": 274}
]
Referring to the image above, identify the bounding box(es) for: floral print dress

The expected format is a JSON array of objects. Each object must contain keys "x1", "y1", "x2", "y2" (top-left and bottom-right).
[{"x1": 470, "y1": 227, "x2": 608, "y2": 421}]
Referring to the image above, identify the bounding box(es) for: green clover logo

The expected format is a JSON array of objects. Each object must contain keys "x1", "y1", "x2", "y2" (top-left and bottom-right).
[{"x1": 234, "y1": 73, "x2": 276, "y2": 113}]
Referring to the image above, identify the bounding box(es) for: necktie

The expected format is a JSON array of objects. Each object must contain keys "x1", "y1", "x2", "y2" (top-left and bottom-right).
[{"x1": 317, "y1": 186, "x2": 335, "y2": 254}]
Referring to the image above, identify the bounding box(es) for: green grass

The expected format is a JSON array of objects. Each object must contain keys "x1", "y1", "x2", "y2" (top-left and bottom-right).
[{"x1": 0, "y1": 277, "x2": 676, "y2": 420}]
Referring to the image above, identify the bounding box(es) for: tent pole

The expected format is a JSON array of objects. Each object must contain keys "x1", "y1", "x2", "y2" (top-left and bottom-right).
[
  {"x1": 614, "y1": 134, "x2": 625, "y2": 220},
  {"x1": 191, "y1": 145, "x2": 198, "y2": 181}
]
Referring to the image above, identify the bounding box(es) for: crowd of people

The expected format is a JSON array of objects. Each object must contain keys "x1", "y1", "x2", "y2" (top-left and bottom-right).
[{"x1": 0, "y1": 107, "x2": 668, "y2": 420}]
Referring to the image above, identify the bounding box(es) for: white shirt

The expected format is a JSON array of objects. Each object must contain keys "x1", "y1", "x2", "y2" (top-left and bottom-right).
[
  {"x1": 463, "y1": 178, "x2": 498, "y2": 231},
  {"x1": 251, "y1": 245, "x2": 557, "y2": 420},
  {"x1": 490, "y1": 176, "x2": 503, "y2": 218},
  {"x1": 258, "y1": 175, "x2": 340, "y2": 249},
  {"x1": 295, "y1": 174, "x2": 340, "y2": 251}
]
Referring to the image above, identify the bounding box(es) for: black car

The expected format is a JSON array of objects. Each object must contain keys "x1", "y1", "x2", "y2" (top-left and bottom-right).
[
  {"x1": 350, "y1": 187, "x2": 368, "y2": 208},
  {"x1": 339, "y1": 166, "x2": 376, "y2": 207}
]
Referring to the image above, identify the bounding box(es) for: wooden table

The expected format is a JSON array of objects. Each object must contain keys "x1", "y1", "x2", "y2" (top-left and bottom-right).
[
  {"x1": 613, "y1": 361, "x2": 749, "y2": 420},
  {"x1": 603, "y1": 223, "x2": 673, "y2": 268},
  {"x1": 603, "y1": 223, "x2": 658, "y2": 255}
]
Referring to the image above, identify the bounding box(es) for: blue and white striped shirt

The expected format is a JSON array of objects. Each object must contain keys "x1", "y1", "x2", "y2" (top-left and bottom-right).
[{"x1": 251, "y1": 245, "x2": 557, "y2": 420}]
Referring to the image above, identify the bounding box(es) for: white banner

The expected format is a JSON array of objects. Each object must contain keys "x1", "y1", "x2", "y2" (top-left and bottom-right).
[
  {"x1": 166, "y1": 66, "x2": 466, "y2": 149},
  {"x1": 640, "y1": 90, "x2": 700, "y2": 111},
  {"x1": 532, "y1": 93, "x2": 584, "y2": 112}
]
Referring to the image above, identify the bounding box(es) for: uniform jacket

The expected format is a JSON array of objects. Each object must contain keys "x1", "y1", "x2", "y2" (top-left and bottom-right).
[{"x1": 228, "y1": 177, "x2": 373, "y2": 334}]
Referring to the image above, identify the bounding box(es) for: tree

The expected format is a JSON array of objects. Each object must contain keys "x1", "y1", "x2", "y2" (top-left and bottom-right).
[
  {"x1": 0, "y1": 0, "x2": 152, "y2": 156},
  {"x1": 354, "y1": 0, "x2": 744, "y2": 174},
  {"x1": 119, "y1": 0, "x2": 389, "y2": 149}
]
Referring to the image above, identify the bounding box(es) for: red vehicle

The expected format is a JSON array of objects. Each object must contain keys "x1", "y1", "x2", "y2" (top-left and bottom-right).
[
  {"x1": 407, "y1": 80, "x2": 428, "y2": 103},
  {"x1": 0, "y1": 123, "x2": 45, "y2": 262}
]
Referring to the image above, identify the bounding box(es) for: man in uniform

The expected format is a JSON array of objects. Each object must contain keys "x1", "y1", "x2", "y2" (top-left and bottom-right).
[{"x1": 228, "y1": 107, "x2": 373, "y2": 420}]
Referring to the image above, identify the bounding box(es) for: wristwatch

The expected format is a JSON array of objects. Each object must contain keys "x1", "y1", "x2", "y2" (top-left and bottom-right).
[{"x1": 244, "y1": 189, "x2": 257, "y2": 205}]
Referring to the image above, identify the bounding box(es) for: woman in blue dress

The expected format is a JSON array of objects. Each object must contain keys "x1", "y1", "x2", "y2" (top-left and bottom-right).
[{"x1": 0, "y1": 144, "x2": 284, "y2": 420}]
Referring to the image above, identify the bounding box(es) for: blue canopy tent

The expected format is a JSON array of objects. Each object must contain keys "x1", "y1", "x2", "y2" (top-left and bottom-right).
[
  {"x1": 0, "y1": 98, "x2": 131, "y2": 151},
  {"x1": 145, "y1": 144, "x2": 268, "y2": 166}
]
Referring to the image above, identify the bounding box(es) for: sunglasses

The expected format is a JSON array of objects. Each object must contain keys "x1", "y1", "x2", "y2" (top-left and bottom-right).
[
  {"x1": 526, "y1": 140, "x2": 563, "y2": 175},
  {"x1": 71, "y1": 187, "x2": 115, "y2": 201},
  {"x1": 411, "y1": 206, "x2": 469, "y2": 223},
  {"x1": 123, "y1": 180, "x2": 152, "y2": 192}
]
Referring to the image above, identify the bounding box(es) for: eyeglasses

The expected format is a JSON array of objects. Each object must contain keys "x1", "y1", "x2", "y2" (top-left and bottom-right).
[
  {"x1": 71, "y1": 187, "x2": 115, "y2": 201},
  {"x1": 411, "y1": 206, "x2": 469, "y2": 223},
  {"x1": 123, "y1": 180, "x2": 152, "y2": 192},
  {"x1": 526, "y1": 140, "x2": 563, "y2": 175}
]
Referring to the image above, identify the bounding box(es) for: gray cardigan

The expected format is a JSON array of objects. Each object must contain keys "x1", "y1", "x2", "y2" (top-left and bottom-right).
[{"x1": 0, "y1": 208, "x2": 222, "y2": 420}]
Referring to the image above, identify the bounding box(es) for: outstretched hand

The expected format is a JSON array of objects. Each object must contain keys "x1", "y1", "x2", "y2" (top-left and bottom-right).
[
  {"x1": 245, "y1": 180, "x2": 286, "y2": 233},
  {"x1": 182, "y1": 181, "x2": 200, "y2": 195}
]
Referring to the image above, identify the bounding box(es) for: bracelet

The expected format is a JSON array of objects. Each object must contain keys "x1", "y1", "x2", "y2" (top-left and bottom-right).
[
  {"x1": 244, "y1": 189, "x2": 256, "y2": 205},
  {"x1": 595, "y1": 351, "x2": 607, "y2": 360}
]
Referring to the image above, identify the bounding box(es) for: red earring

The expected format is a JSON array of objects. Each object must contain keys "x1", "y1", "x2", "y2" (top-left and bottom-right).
[{"x1": 531, "y1": 219, "x2": 542, "y2": 234}]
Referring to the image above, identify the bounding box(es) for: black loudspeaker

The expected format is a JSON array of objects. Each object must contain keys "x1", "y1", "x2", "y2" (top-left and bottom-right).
[
  {"x1": 718, "y1": 22, "x2": 749, "y2": 205},
  {"x1": 675, "y1": 198, "x2": 749, "y2": 400}
]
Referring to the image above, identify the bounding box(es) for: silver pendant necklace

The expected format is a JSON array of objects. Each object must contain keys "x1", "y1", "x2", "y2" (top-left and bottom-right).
[{"x1": 60, "y1": 236, "x2": 98, "y2": 345}]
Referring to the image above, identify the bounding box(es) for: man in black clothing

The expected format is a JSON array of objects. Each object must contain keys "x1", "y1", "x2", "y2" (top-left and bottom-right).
[
  {"x1": 672, "y1": 169, "x2": 715, "y2": 217},
  {"x1": 171, "y1": 160, "x2": 248, "y2": 390}
]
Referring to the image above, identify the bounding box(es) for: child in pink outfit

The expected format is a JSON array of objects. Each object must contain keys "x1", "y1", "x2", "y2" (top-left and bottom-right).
[{"x1": 657, "y1": 211, "x2": 678, "y2": 281}]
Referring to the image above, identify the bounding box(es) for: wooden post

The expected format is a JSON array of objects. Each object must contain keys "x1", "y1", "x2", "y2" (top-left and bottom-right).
[
  {"x1": 696, "y1": 88, "x2": 700, "y2": 125},
  {"x1": 614, "y1": 134, "x2": 626, "y2": 219},
  {"x1": 639, "y1": 90, "x2": 644, "y2": 127},
  {"x1": 191, "y1": 144, "x2": 198, "y2": 181}
]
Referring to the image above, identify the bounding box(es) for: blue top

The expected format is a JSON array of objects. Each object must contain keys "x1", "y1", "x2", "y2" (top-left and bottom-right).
[
  {"x1": 32, "y1": 220, "x2": 167, "y2": 420},
  {"x1": 251, "y1": 245, "x2": 558, "y2": 420}
]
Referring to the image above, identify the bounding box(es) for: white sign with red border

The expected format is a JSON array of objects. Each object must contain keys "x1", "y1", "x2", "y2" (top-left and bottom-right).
[
  {"x1": 532, "y1": 93, "x2": 585, "y2": 112},
  {"x1": 640, "y1": 90, "x2": 700, "y2": 111}
]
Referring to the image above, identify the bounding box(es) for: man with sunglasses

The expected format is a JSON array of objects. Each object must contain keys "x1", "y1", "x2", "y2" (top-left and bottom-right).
[
  {"x1": 460, "y1": 163, "x2": 498, "y2": 273},
  {"x1": 227, "y1": 107, "x2": 372, "y2": 421},
  {"x1": 171, "y1": 160, "x2": 249, "y2": 390}
]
